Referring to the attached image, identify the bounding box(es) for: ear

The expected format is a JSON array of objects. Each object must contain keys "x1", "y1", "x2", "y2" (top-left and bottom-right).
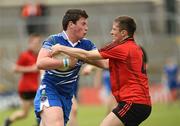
[
  {"x1": 121, "y1": 30, "x2": 127, "y2": 37},
  {"x1": 68, "y1": 21, "x2": 74, "y2": 28}
]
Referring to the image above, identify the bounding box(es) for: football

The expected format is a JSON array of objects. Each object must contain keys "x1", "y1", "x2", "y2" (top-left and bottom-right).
[
  {"x1": 52, "y1": 53, "x2": 70, "y2": 71},
  {"x1": 52, "y1": 53, "x2": 77, "y2": 71},
  {"x1": 53, "y1": 52, "x2": 69, "y2": 60}
]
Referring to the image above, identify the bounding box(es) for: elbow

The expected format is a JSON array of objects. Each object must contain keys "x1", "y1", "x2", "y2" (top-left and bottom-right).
[
  {"x1": 102, "y1": 61, "x2": 109, "y2": 69},
  {"x1": 36, "y1": 61, "x2": 44, "y2": 70},
  {"x1": 104, "y1": 60, "x2": 109, "y2": 69},
  {"x1": 100, "y1": 60, "x2": 109, "y2": 69}
]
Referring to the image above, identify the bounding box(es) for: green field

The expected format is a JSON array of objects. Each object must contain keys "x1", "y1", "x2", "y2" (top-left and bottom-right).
[{"x1": 0, "y1": 102, "x2": 180, "y2": 126}]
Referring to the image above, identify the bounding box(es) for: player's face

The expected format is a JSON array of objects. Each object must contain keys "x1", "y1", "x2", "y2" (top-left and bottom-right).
[
  {"x1": 110, "y1": 22, "x2": 123, "y2": 42},
  {"x1": 73, "y1": 17, "x2": 88, "y2": 40}
]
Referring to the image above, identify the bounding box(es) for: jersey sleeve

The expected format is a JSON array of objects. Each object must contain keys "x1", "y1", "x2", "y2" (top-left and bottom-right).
[
  {"x1": 86, "y1": 40, "x2": 97, "y2": 51},
  {"x1": 99, "y1": 44, "x2": 128, "y2": 60},
  {"x1": 90, "y1": 42, "x2": 97, "y2": 50},
  {"x1": 42, "y1": 35, "x2": 55, "y2": 50}
]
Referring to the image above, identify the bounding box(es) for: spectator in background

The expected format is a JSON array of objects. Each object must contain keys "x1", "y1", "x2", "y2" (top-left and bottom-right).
[
  {"x1": 100, "y1": 69, "x2": 117, "y2": 114},
  {"x1": 82, "y1": 65, "x2": 116, "y2": 115},
  {"x1": 3, "y1": 34, "x2": 42, "y2": 126},
  {"x1": 163, "y1": 57, "x2": 179, "y2": 102},
  {"x1": 21, "y1": 1, "x2": 49, "y2": 35}
]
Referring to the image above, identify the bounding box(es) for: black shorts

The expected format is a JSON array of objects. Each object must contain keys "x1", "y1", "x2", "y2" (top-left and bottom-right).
[
  {"x1": 19, "y1": 91, "x2": 37, "y2": 100},
  {"x1": 112, "y1": 101, "x2": 151, "y2": 126}
]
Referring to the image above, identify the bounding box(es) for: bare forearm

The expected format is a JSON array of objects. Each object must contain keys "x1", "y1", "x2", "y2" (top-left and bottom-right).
[
  {"x1": 60, "y1": 48, "x2": 108, "y2": 68},
  {"x1": 85, "y1": 59, "x2": 109, "y2": 69},
  {"x1": 36, "y1": 57, "x2": 63, "y2": 70},
  {"x1": 14, "y1": 65, "x2": 38, "y2": 73},
  {"x1": 51, "y1": 45, "x2": 104, "y2": 67},
  {"x1": 60, "y1": 46, "x2": 90, "y2": 60}
]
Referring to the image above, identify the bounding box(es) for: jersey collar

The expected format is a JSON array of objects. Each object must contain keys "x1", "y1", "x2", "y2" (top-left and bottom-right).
[{"x1": 60, "y1": 31, "x2": 80, "y2": 47}]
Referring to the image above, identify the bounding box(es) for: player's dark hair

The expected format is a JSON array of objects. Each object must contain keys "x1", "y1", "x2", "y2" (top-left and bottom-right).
[
  {"x1": 62, "y1": 9, "x2": 88, "y2": 31},
  {"x1": 140, "y1": 46, "x2": 148, "y2": 64},
  {"x1": 114, "y1": 16, "x2": 136, "y2": 37}
]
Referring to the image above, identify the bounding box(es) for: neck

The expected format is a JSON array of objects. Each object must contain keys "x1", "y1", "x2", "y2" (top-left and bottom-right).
[
  {"x1": 122, "y1": 35, "x2": 130, "y2": 41},
  {"x1": 118, "y1": 36, "x2": 130, "y2": 43},
  {"x1": 65, "y1": 30, "x2": 79, "y2": 43}
]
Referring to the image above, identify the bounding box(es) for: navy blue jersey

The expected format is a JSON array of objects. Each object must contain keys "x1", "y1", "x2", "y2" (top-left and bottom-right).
[{"x1": 41, "y1": 31, "x2": 96, "y2": 98}]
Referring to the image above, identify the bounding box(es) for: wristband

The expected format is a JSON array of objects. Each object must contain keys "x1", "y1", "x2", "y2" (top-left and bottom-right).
[{"x1": 63, "y1": 58, "x2": 70, "y2": 68}]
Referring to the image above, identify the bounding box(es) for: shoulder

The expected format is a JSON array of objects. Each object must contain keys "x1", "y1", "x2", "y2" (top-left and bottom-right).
[
  {"x1": 43, "y1": 33, "x2": 66, "y2": 46},
  {"x1": 44, "y1": 34, "x2": 59, "y2": 42},
  {"x1": 79, "y1": 38, "x2": 96, "y2": 50},
  {"x1": 80, "y1": 38, "x2": 93, "y2": 43},
  {"x1": 119, "y1": 40, "x2": 137, "y2": 51},
  {"x1": 18, "y1": 50, "x2": 31, "y2": 59},
  {"x1": 99, "y1": 41, "x2": 119, "y2": 52}
]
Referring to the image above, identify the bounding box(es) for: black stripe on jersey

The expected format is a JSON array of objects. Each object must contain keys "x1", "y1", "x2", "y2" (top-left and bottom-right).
[
  {"x1": 99, "y1": 41, "x2": 119, "y2": 52},
  {"x1": 99, "y1": 37, "x2": 134, "y2": 52}
]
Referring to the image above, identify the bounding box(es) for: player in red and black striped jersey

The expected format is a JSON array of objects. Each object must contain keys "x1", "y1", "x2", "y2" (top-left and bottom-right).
[
  {"x1": 51, "y1": 16, "x2": 151, "y2": 126},
  {"x1": 3, "y1": 34, "x2": 42, "y2": 126}
]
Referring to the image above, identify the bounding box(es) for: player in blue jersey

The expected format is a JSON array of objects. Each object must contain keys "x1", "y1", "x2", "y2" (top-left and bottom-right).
[
  {"x1": 163, "y1": 57, "x2": 179, "y2": 101},
  {"x1": 82, "y1": 65, "x2": 116, "y2": 115},
  {"x1": 34, "y1": 9, "x2": 107, "y2": 126},
  {"x1": 101, "y1": 69, "x2": 117, "y2": 114}
]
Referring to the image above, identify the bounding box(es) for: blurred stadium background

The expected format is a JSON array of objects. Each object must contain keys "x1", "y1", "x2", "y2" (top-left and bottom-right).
[{"x1": 0, "y1": 0, "x2": 180, "y2": 126}]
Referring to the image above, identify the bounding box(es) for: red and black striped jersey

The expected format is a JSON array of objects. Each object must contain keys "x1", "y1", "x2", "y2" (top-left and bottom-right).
[
  {"x1": 17, "y1": 50, "x2": 40, "y2": 92},
  {"x1": 99, "y1": 38, "x2": 151, "y2": 106}
]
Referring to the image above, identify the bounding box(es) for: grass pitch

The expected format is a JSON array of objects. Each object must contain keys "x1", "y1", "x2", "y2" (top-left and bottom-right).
[{"x1": 0, "y1": 102, "x2": 180, "y2": 126}]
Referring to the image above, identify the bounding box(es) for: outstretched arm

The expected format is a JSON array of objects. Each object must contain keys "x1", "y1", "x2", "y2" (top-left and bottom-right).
[
  {"x1": 85, "y1": 59, "x2": 109, "y2": 69},
  {"x1": 51, "y1": 44, "x2": 103, "y2": 60},
  {"x1": 51, "y1": 44, "x2": 108, "y2": 69}
]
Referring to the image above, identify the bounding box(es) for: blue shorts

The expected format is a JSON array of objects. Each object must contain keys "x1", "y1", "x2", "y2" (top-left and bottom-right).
[{"x1": 34, "y1": 84, "x2": 72, "y2": 125}]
